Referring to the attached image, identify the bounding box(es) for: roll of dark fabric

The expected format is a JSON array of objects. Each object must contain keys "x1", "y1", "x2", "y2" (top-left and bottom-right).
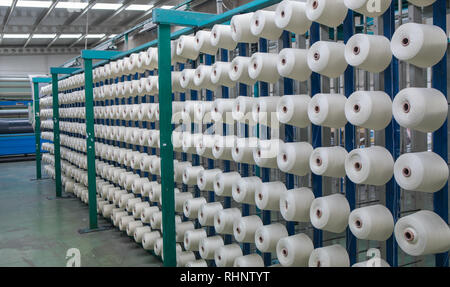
[{"x1": 0, "y1": 119, "x2": 33, "y2": 134}]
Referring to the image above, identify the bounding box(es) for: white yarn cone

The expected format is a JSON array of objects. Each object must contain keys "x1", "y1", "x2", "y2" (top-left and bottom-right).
[
  {"x1": 345, "y1": 146, "x2": 394, "y2": 186},
  {"x1": 345, "y1": 34, "x2": 392, "y2": 73},
  {"x1": 305, "y1": 0, "x2": 348, "y2": 27},
  {"x1": 280, "y1": 187, "x2": 315, "y2": 222},
  {"x1": 232, "y1": 176, "x2": 262, "y2": 205},
  {"x1": 277, "y1": 142, "x2": 313, "y2": 176},
  {"x1": 392, "y1": 88, "x2": 447, "y2": 133},
  {"x1": 276, "y1": 94, "x2": 311, "y2": 128},
  {"x1": 229, "y1": 56, "x2": 256, "y2": 86},
  {"x1": 345, "y1": 91, "x2": 392, "y2": 130},
  {"x1": 277, "y1": 233, "x2": 314, "y2": 267},
  {"x1": 248, "y1": 52, "x2": 280, "y2": 83},
  {"x1": 177, "y1": 35, "x2": 199, "y2": 60},
  {"x1": 230, "y1": 12, "x2": 259, "y2": 43},
  {"x1": 308, "y1": 93, "x2": 348, "y2": 128},
  {"x1": 194, "y1": 30, "x2": 218, "y2": 55},
  {"x1": 394, "y1": 210, "x2": 450, "y2": 256},
  {"x1": 309, "y1": 244, "x2": 350, "y2": 267},
  {"x1": 307, "y1": 41, "x2": 348, "y2": 78},
  {"x1": 394, "y1": 152, "x2": 449, "y2": 193},
  {"x1": 210, "y1": 24, "x2": 237, "y2": 50},
  {"x1": 255, "y1": 181, "x2": 287, "y2": 211},
  {"x1": 310, "y1": 194, "x2": 351, "y2": 233},
  {"x1": 277, "y1": 48, "x2": 312, "y2": 82},
  {"x1": 391, "y1": 23, "x2": 447, "y2": 68},
  {"x1": 233, "y1": 215, "x2": 263, "y2": 243},
  {"x1": 250, "y1": 10, "x2": 283, "y2": 40},
  {"x1": 211, "y1": 61, "x2": 235, "y2": 88},
  {"x1": 275, "y1": 0, "x2": 312, "y2": 35},
  {"x1": 255, "y1": 223, "x2": 288, "y2": 253},
  {"x1": 349, "y1": 204, "x2": 394, "y2": 241},
  {"x1": 309, "y1": 146, "x2": 348, "y2": 178}
]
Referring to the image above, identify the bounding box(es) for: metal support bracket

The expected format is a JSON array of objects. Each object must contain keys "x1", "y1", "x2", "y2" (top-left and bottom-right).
[
  {"x1": 78, "y1": 225, "x2": 114, "y2": 234},
  {"x1": 46, "y1": 193, "x2": 77, "y2": 200}
]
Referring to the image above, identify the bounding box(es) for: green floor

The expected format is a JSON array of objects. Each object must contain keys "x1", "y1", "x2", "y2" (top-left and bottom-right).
[{"x1": 0, "y1": 160, "x2": 162, "y2": 267}]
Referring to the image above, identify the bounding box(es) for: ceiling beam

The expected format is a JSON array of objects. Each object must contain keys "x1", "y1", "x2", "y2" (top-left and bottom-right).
[
  {"x1": 47, "y1": 0, "x2": 97, "y2": 48},
  {"x1": 90, "y1": 34, "x2": 110, "y2": 48},
  {"x1": 118, "y1": 6, "x2": 154, "y2": 28},
  {"x1": 92, "y1": 0, "x2": 137, "y2": 26},
  {"x1": 1, "y1": 0, "x2": 18, "y2": 30},
  {"x1": 69, "y1": 35, "x2": 87, "y2": 48},
  {"x1": 0, "y1": 0, "x2": 19, "y2": 44},
  {"x1": 46, "y1": 34, "x2": 60, "y2": 48},
  {"x1": 23, "y1": 0, "x2": 60, "y2": 48},
  {"x1": 63, "y1": 0, "x2": 98, "y2": 26}
]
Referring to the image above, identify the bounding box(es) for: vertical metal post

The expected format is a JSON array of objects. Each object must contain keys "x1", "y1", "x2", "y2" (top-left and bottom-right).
[
  {"x1": 158, "y1": 23, "x2": 176, "y2": 267},
  {"x1": 258, "y1": 37, "x2": 271, "y2": 266},
  {"x1": 205, "y1": 54, "x2": 216, "y2": 236},
  {"x1": 125, "y1": 33, "x2": 129, "y2": 50},
  {"x1": 84, "y1": 58, "x2": 98, "y2": 230},
  {"x1": 310, "y1": 22, "x2": 323, "y2": 248},
  {"x1": 432, "y1": 0, "x2": 448, "y2": 267},
  {"x1": 51, "y1": 73, "x2": 62, "y2": 197},
  {"x1": 383, "y1": 3, "x2": 400, "y2": 267},
  {"x1": 220, "y1": 47, "x2": 232, "y2": 245},
  {"x1": 343, "y1": 12, "x2": 357, "y2": 265},
  {"x1": 33, "y1": 82, "x2": 42, "y2": 179},
  {"x1": 238, "y1": 42, "x2": 251, "y2": 254},
  {"x1": 281, "y1": 31, "x2": 295, "y2": 236}
]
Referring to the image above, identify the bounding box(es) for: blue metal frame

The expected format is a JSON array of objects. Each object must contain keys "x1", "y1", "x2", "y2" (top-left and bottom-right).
[
  {"x1": 238, "y1": 43, "x2": 251, "y2": 255},
  {"x1": 280, "y1": 31, "x2": 296, "y2": 239},
  {"x1": 343, "y1": 12, "x2": 357, "y2": 266},
  {"x1": 432, "y1": 0, "x2": 448, "y2": 267},
  {"x1": 383, "y1": 3, "x2": 401, "y2": 267},
  {"x1": 310, "y1": 23, "x2": 323, "y2": 250}
]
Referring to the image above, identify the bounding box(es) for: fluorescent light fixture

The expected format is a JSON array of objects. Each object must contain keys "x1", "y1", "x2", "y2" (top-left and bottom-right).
[
  {"x1": 92, "y1": 3, "x2": 122, "y2": 10},
  {"x1": 16, "y1": 1, "x2": 52, "y2": 8},
  {"x1": 59, "y1": 34, "x2": 82, "y2": 38},
  {"x1": 0, "y1": 0, "x2": 13, "y2": 7},
  {"x1": 32, "y1": 34, "x2": 57, "y2": 38},
  {"x1": 160, "y1": 5, "x2": 174, "y2": 9},
  {"x1": 85, "y1": 34, "x2": 106, "y2": 39},
  {"x1": 56, "y1": 2, "x2": 89, "y2": 9},
  {"x1": 126, "y1": 4, "x2": 153, "y2": 11},
  {"x1": 3, "y1": 34, "x2": 30, "y2": 38},
  {"x1": 108, "y1": 34, "x2": 117, "y2": 38}
]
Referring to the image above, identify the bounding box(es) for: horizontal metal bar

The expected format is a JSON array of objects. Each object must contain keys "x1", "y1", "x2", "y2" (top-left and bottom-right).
[
  {"x1": 32, "y1": 77, "x2": 52, "y2": 83},
  {"x1": 50, "y1": 67, "x2": 79, "y2": 75},
  {"x1": 81, "y1": 50, "x2": 122, "y2": 60},
  {"x1": 152, "y1": 8, "x2": 217, "y2": 26}
]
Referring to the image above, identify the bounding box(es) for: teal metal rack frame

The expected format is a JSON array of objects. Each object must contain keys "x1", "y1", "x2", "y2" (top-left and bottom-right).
[
  {"x1": 50, "y1": 67, "x2": 79, "y2": 197},
  {"x1": 81, "y1": 50, "x2": 122, "y2": 230},
  {"x1": 45, "y1": 0, "x2": 448, "y2": 267},
  {"x1": 31, "y1": 76, "x2": 52, "y2": 180}
]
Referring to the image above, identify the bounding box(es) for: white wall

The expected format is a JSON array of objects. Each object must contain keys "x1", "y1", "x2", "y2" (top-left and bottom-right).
[{"x1": 0, "y1": 54, "x2": 79, "y2": 77}]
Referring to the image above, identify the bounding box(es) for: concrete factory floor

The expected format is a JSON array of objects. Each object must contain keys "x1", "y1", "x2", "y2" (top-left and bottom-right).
[{"x1": 0, "y1": 160, "x2": 162, "y2": 267}]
